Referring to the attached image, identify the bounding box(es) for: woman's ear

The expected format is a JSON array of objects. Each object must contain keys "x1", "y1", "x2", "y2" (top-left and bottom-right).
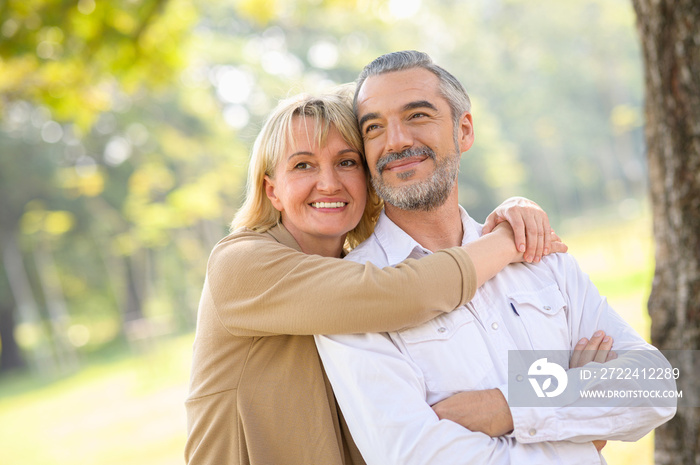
[{"x1": 264, "y1": 175, "x2": 284, "y2": 212}]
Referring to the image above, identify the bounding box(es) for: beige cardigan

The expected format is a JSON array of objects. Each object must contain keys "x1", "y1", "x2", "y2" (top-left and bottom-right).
[{"x1": 185, "y1": 224, "x2": 477, "y2": 465}]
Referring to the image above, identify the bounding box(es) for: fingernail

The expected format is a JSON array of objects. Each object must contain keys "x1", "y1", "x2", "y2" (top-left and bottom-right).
[
  {"x1": 594, "y1": 330, "x2": 604, "y2": 337},
  {"x1": 578, "y1": 338, "x2": 588, "y2": 345},
  {"x1": 519, "y1": 244, "x2": 525, "y2": 252},
  {"x1": 603, "y1": 336, "x2": 611, "y2": 343},
  {"x1": 543, "y1": 248, "x2": 549, "y2": 255}
]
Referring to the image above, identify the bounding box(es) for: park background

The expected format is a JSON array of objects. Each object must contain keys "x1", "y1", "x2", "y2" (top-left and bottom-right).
[{"x1": 0, "y1": 0, "x2": 660, "y2": 463}]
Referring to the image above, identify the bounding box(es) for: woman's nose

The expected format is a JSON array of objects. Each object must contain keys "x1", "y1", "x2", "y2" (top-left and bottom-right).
[{"x1": 316, "y1": 167, "x2": 342, "y2": 193}]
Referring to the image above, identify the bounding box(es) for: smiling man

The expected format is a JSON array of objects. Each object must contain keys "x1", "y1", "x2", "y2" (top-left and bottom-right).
[
  {"x1": 361, "y1": 72, "x2": 464, "y2": 213},
  {"x1": 315, "y1": 51, "x2": 676, "y2": 465}
]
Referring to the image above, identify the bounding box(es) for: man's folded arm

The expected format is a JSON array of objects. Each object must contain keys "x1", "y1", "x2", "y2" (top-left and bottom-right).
[
  {"x1": 509, "y1": 254, "x2": 677, "y2": 444},
  {"x1": 314, "y1": 332, "x2": 600, "y2": 465}
]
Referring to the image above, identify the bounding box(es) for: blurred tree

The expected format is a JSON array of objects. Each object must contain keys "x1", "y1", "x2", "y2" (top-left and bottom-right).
[
  {"x1": 632, "y1": 1, "x2": 700, "y2": 463},
  {"x1": 0, "y1": 0, "x2": 201, "y2": 372}
]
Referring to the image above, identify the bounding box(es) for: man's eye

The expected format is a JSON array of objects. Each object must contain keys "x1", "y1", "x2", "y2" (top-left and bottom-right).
[
  {"x1": 365, "y1": 124, "x2": 379, "y2": 133},
  {"x1": 410, "y1": 112, "x2": 427, "y2": 119}
]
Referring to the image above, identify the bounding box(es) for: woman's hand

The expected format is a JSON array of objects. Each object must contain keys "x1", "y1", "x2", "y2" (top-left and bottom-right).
[
  {"x1": 461, "y1": 209, "x2": 566, "y2": 289},
  {"x1": 491, "y1": 222, "x2": 568, "y2": 264},
  {"x1": 483, "y1": 197, "x2": 553, "y2": 263}
]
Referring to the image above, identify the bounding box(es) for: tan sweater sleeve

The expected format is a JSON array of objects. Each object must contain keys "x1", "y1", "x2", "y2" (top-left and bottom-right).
[{"x1": 205, "y1": 229, "x2": 477, "y2": 337}]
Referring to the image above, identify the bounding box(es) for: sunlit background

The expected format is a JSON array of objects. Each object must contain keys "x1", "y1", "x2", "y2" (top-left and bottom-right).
[{"x1": 0, "y1": 0, "x2": 656, "y2": 463}]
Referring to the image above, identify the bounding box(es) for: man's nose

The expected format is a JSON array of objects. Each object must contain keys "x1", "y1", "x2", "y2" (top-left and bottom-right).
[{"x1": 385, "y1": 120, "x2": 413, "y2": 154}]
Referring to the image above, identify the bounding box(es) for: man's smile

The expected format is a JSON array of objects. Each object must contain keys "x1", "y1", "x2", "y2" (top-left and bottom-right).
[
  {"x1": 383, "y1": 156, "x2": 428, "y2": 173},
  {"x1": 376, "y1": 147, "x2": 436, "y2": 175}
]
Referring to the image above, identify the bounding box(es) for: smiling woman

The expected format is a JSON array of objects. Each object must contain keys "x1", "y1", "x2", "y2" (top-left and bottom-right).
[
  {"x1": 263, "y1": 118, "x2": 368, "y2": 257},
  {"x1": 184, "y1": 87, "x2": 565, "y2": 465}
]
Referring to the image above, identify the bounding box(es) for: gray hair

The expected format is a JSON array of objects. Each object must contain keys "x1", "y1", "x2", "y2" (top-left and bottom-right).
[{"x1": 353, "y1": 50, "x2": 471, "y2": 124}]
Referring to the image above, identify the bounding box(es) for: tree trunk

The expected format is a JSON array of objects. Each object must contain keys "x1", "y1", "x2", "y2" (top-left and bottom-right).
[
  {"x1": 631, "y1": 1, "x2": 700, "y2": 464},
  {"x1": 0, "y1": 298, "x2": 25, "y2": 372},
  {"x1": 0, "y1": 228, "x2": 53, "y2": 374},
  {"x1": 31, "y1": 238, "x2": 78, "y2": 372}
]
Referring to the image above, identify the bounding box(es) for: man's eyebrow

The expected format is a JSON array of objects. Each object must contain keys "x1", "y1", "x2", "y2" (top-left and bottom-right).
[
  {"x1": 358, "y1": 101, "x2": 439, "y2": 130},
  {"x1": 358, "y1": 112, "x2": 380, "y2": 130},
  {"x1": 403, "y1": 100, "x2": 438, "y2": 113}
]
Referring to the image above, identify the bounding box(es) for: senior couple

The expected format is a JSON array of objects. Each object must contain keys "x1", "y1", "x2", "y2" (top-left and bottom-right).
[{"x1": 185, "y1": 51, "x2": 675, "y2": 464}]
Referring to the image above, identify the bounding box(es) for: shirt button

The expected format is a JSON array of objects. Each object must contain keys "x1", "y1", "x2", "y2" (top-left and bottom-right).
[
  {"x1": 491, "y1": 322, "x2": 499, "y2": 330},
  {"x1": 437, "y1": 327, "x2": 447, "y2": 333},
  {"x1": 516, "y1": 375, "x2": 524, "y2": 382},
  {"x1": 529, "y1": 428, "x2": 537, "y2": 436}
]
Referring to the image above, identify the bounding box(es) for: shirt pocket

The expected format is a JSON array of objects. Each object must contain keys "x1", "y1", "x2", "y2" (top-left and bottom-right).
[
  {"x1": 507, "y1": 283, "x2": 570, "y2": 350},
  {"x1": 394, "y1": 310, "x2": 492, "y2": 392}
]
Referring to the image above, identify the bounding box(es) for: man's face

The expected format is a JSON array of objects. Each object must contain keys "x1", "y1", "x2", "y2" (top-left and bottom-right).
[{"x1": 356, "y1": 67, "x2": 474, "y2": 210}]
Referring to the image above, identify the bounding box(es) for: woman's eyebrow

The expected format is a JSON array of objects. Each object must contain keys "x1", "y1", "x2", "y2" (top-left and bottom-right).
[{"x1": 287, "y1": 151, "x2": 314, "y2": 160}]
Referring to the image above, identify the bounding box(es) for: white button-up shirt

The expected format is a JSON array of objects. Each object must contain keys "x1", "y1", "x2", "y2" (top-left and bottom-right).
[{"x1": 315, "y1": 207, "x2": 675, "y2": 465}]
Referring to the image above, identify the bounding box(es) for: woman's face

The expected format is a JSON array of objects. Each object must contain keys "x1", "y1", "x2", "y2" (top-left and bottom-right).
[{"x1": 264, "y1": 117, "x2": 368, "y2": 256}]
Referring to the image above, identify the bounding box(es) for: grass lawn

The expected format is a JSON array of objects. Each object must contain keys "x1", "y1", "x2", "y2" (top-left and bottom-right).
[
  {"x1": 0, "y1": 335, "x2": 192, "y2": 465},
  {"x1": 0, "y1": 214, "x2": 658, "y2": 465}
]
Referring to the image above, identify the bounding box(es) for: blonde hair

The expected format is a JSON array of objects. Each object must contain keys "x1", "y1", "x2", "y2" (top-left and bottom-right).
[{"x1": 231, "y1": 86, "x2": 382, "y2": 249}]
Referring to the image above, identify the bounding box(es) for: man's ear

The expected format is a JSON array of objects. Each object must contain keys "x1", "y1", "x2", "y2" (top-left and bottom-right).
[
  {"x1": 264, "y1": 175, "x2": 284, "y2": 212},
  {"x1": 457, "y1": 112, "x2": 475, "y2": 154}
]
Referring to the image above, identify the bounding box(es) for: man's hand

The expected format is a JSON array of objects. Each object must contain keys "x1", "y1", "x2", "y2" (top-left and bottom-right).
[
  {"x1": 570, "y1": 330, "x2": 617, "y2": 453},
  {"x1": 593, "y1": 440, "x2": 607, "y2": 452},
  {"x1": 482, "y1": 197, "x2": 552, "y2": 263},
  {"x1": 569, "y1": 330, "x2": 617, "y2": 368},
  {"x1": 431, "y1": 388, "x2": 513, "y2": 437}
]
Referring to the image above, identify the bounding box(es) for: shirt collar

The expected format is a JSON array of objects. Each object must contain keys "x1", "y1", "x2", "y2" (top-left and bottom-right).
[{"x1": 373, "y1": 206, "x2": 482, "y2": 266}]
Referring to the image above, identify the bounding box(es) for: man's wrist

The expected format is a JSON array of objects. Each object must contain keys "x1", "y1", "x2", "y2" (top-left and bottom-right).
[{"x1": 488, "y1": 388, "x2": 514, "y2": 436}]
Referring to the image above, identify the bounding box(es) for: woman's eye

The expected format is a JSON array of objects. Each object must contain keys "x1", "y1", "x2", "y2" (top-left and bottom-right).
[
  {"x1": 294, "y1": 162, "x2": 310, "y2": 170},
  {"x1": 339, "y1": 159, "x2": 357, "y2": 167}
]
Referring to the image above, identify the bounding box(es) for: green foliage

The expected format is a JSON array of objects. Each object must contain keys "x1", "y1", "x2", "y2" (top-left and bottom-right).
[{"x1": 0, "y1": 0, "x2": 197, "y2": 129}]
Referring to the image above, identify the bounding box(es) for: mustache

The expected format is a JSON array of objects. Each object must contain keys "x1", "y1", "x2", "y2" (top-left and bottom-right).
[{"x1": 376, "y1": 147, "x2": 436, "y2": 174}]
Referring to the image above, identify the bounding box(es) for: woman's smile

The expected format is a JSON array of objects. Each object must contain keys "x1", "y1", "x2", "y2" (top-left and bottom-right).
[{"x1": 310, "y1": 201, "x2": 348, "y2": 209}]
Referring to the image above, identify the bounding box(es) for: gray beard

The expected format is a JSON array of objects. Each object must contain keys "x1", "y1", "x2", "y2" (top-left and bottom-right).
[{"x1": 372, "y1": 146, "x2": 460, "y2": 211}]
